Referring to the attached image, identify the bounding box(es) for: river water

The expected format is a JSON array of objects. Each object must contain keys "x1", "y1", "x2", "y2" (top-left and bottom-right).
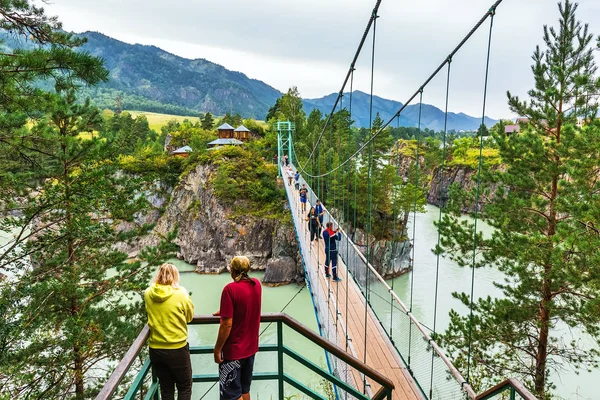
[
  {"x1": 0, "y1": 206, "x2": 593, "y2": 398},
  {"x1": 179, "y1": 204, "x2": 594, "y2": 399}
]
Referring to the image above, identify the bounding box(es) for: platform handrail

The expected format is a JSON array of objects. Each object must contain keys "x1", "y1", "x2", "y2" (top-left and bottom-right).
[
  {"x1": 96, "y1": 312, "x2": 394, "y2": 400},
  {"x1": 475, "y1": 378, "x2": 537, "y2": 400}
]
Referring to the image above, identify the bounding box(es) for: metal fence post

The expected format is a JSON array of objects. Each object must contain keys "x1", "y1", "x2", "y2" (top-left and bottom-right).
[
  {"x1": 278, "y1": 320, "x2": 284, "y2": 399},
  {"x1": 152, "y1": 369, "x2": 159, "y2": 400}
]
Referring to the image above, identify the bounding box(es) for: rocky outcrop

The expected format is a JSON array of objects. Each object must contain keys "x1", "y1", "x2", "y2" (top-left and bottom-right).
[
  {"x1": 352, "y1": 228, "x2": 412, "y2": 279},
  {"x1": 126, "y1": 163, "x2": 301, "y2": 285},
  {"x1": 427, "y1": 166, "x2": 474, "y2": 208},
  {"x1": 427, "y1": 165, "x2": 500, "y2": 212}
]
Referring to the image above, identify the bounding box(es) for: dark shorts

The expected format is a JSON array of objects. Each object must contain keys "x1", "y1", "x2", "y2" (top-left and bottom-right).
[
  {"x1": 219, "y1": 355, "x2": 255, "y2": 400},
  {"x1": 300, "y1": 197, "x2": 307, "y2": 203}
]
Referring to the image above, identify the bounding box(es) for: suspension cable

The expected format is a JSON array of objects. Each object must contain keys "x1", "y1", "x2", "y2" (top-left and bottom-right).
[
  {"x1": 300, "y1": 0, "x2": 383, "y2": 172},
  {"x1": 429, "y1": 59, "x2": 452, "y2": 400},
  {"x1": 345, "y1": 71, "x2": 355, "y2": 356},
  {"x1": 293, "y1": 1, "x2": 502, "y2": 179},
  {"x1": 363, "y1": 10, "x2": 378, "y2": 394},
  {"x1": 467, "y1": 8, "x2": 496, "y2": 384},
  {"x1": 408, "y1": 89, "x2": 424, "y2": 369}
]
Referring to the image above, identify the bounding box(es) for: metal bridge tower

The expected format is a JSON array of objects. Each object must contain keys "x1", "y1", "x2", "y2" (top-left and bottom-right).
[{"x1": 276, "y1": 121, "x2": 295, "y2": 176}]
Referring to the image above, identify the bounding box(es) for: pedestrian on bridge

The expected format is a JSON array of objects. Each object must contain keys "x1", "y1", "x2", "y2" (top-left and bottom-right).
[
  {"x1": 213, "y1": 256, "x2": 262, "y2": 400},
  {"x1": 286, "y1": 167, "x2": 294, "y2": 186},
  {"x1": 314, "y1": 199, "x2": 325, "y2": 239},
  {"x1": 323, "y1": 222, "x2": 342, "y2": 282},
  {"x1": 294, "y1": 170, "x2": 300, "y2": 190},
  {"x1": 144, "y1": 263, "x2": 195, "y2": 400},
  {"x1": 306, "y1": 206, "x2": 321, "y2": 243},
  {"x1": 299, "y1": 184, "x2": 308, "y2": 212}
]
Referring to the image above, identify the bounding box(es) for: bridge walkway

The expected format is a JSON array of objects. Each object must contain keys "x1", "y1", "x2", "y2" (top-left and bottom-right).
[{"x1": 284, "y1": 175, "x2": 421, "y2": 400}]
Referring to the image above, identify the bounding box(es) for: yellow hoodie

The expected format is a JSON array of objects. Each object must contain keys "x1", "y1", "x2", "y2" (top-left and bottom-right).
[{"x1": 144, "y1": 283, "x2": 194, "y2": 349}]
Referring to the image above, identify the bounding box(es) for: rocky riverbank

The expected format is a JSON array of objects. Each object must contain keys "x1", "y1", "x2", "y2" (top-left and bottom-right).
[{"x1": 118, "y1": 163, "x2": 302, "y2": 285}]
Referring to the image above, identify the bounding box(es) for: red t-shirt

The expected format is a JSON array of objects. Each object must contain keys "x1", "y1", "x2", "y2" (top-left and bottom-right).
[{"x1": 220, "y1": 278, "x2": 262, "y2": 360}]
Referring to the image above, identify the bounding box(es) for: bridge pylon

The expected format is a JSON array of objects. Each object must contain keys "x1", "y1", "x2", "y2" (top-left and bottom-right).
[{"x1": 276, "y1": 120, "x2": 295, "y2": 176}]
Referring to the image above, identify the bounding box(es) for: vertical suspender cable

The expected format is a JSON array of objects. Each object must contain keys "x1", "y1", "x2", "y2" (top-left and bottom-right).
[
  {"x1": 467, "y1": 8, "x2": 496, "y2": 385},
  {"x1": 363, "y1": 10, "x2": 378, "y2": 394},
  {"x1": 430, "y1": 60, "x2": 452, "y2": 399},
  {"x1": 408, "y1": 89, "x2": 424, "y2": 370},
  {"x1": 346, "y1": 70, "x2": 354, "y2": 353},
  {"x1": 390, "y1": 114, "x2": 401, "y2": 338}
]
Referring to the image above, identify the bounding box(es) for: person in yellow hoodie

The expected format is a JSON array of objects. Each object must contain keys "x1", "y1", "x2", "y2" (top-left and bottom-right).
[{"x1": 145, "y1": 263, "x2": 195, "y2": 400}]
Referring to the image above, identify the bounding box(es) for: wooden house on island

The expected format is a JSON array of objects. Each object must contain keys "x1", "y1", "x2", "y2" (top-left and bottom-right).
[
  {"x1": 217, "y1": 123, "x2": 235, "y2": 139},
  {"x1": 171, "y1": 145, "x2": 193, "y2": 157},
  {"x1": 207, "y1": 138, "x2": 244, "y2": 149},
  {"x1": 233, "y1": 125, "x2": 251, "y2": 141},
  {"x1": 217, "y1": 123, "x2": 251, "y2": 142}
]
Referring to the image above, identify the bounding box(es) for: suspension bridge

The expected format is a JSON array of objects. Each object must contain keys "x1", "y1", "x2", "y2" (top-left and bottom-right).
[{"x1": 99, "y1": 0, "x2": 542, "y2": 398}]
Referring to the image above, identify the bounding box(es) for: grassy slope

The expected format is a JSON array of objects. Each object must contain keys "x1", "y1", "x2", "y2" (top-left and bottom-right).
[{"x1": 126, "y1": 111, "x2": 202, "y2": 131}]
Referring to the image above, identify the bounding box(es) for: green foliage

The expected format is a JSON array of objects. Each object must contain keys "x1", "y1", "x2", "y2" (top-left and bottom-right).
[
  {"x1": 201, "y1": 111, "x2": 215, "y2": 130},
  {"x1": 438, "y1": 2, "x2": 600, "y2": 397},
  {"x1": 204, "y1": 146, "x2": 288, "y2": 221},
  {"x1": 118, "y1": 149, "x2": 183, "y2": 187},
  {"x1": 0, "y1": 5, "x2": 177, "y2": 398},
  {"x1": 243, "y1": 118, "x2": 266, "y2": 137},
  {"x1": 449, "y1": 137, "x2": 501, "y2": 168}
]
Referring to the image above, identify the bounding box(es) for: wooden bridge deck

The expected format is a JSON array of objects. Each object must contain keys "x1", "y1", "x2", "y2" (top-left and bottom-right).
[{"x1": 287, "y1": 183, "x2": 422, "y2": 400}]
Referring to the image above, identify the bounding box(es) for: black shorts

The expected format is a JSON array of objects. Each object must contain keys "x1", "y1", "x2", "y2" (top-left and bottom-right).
[{"x1": 219, "y1": 355, "x2": 255, "y2": 400}]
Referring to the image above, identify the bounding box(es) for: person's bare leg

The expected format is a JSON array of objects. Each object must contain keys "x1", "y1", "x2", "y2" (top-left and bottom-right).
[{"x1": 241, "y1": 393, "x2": 250, "y2": 400}]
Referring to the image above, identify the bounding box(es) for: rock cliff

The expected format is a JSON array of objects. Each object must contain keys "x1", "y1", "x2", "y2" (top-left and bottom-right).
[
  {"x1": 123, "y1": 163, "x2": 301, "y2": 285},
  {"x1": 352, "y1": 228, "x2": 412, "y2": 279}
]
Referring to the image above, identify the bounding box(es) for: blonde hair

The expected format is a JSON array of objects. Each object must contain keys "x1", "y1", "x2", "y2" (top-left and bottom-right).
[
  {"x1": 230, "y1": 256, "x2": 252, "y2": 283},
  {"x1": 153, "y1": 263, "x2": 180, "y2": 287}
]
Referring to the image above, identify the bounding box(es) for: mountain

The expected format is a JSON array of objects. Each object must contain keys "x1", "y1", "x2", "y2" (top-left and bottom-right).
[
  {"x1": 0, "y1": 31, "x2": 282, "y2": 118},
  {"x1": 78, "y1": 32, "x2": 283, "y2": 118},
  {"x1": 0, "y1": 30, "x2": 497, "y2": 130},
  {"x1": 303, "y1": 91, "x2": 498, "y2": 131}
]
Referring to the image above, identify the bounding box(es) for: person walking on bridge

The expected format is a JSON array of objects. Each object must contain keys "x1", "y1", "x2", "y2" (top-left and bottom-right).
[
  {"x1": 214, "y1": 256, "x2": 262, "y2": 400},
  {"x1": 286, "y1": 167, "x2": 294, "y2": 186},
  {"x1": 306, "y1": 206, "x2": 321, "y2": 243},
  {"x1": 294, "y1": 170, "x2": 300, "y2": 190},
  {"x1": 323, "y1": 222, "x2": 342, "y2": 281},
  {"x1": 145, "y1": 263, "x2": 195, "y2": 400},
  {"x1": 299, "y1": 184, "x2": 308, "y2": 212},
  {"x1": 314, "y1": 199, "x2": 325, "y2": 239}
]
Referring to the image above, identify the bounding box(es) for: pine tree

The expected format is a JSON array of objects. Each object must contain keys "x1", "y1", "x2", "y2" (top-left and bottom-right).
[
  {"x1": 0, "y1": 86, "x2": 177, "y2": 400},
  {"x1": 201, "y1": 111, "x2": 215, "y2": 130},
  {"x1": 437, "y1": 2, "x2": 600, "y2": 397},
  {"x1": 0, "y1": 3, "x2": 176, "y2": 398}
]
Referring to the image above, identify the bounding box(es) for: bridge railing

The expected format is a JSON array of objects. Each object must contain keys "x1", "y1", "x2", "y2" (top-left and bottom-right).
[
  {"x1": 288, "y1": 163, "x2": 536, "y2": 400},
  {"x1": 281, "y1": 171, "x2": 365, "y2": 398},
  {"x1": 287, "y1": 164, "x2": 472, "y2": 399},
  {"x1": 96, "y1": 313, "x2": 394, "y2": 400}
]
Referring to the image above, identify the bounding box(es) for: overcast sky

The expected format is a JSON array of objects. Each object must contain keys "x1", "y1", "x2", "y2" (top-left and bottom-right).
[{"x1": 40, "y1": 0, "x2": 600, "y2": 119}]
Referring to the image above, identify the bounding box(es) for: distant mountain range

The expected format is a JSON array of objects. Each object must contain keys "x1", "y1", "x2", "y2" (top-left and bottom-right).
[
  {"x1": 0, "y1": 31, "x2": 497, "y2": 131},
  {"x1": 303, "y1": 91, "x2": 497, "y2": 131}
]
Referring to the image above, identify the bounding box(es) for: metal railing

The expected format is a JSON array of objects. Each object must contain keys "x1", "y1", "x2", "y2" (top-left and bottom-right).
[
  {"x1": 282, "y1": 168, "x2": 364, "y2": 397},
  {"x1": 475, "y1": 379, "x2": 536, "y2": 400},
  {"x1": 287, "y1": 162, "x2": 535, "y2": 400},
  {"x1": 96, "y1": 313, "x2": 394, "y2": 400}
]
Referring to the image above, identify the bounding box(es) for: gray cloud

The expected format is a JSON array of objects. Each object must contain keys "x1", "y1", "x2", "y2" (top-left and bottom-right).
[{"x1": 40, "y1": 0, "x2": 600, "y2": 119}]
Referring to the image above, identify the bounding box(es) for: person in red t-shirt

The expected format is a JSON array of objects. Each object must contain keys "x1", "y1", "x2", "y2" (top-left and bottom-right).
[{"x1": 213, "y1": 256, "x2": 262, "y2": 400}]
